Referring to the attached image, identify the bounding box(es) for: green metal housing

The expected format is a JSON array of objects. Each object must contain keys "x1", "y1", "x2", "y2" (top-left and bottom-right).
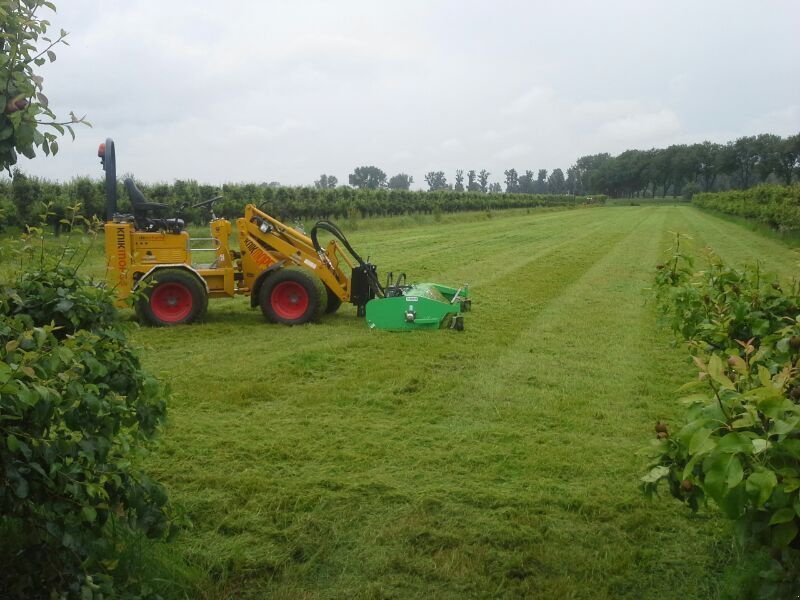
[{"x1": 365, "y1": 283, "x2": 471, "y2": 331}]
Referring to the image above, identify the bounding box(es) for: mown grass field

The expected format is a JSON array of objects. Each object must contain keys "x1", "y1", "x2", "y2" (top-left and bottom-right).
[{"x1": 7, "y1": 204, "x2": 800, "y2": 598}]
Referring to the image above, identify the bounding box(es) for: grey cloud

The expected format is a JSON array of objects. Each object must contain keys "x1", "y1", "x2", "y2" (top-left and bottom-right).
[{"x1": 14, "y1": 0, "x2": 800, "y2": 190}]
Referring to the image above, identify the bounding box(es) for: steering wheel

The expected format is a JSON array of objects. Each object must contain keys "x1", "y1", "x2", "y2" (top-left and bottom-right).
[{"x1": 192, "y1": 195, "x2": 223, "y2": 210}]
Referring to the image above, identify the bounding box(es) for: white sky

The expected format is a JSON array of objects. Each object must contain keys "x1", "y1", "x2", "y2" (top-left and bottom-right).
[{"x1": 15, "y1": 0, "x2": 800, "y2": 189}]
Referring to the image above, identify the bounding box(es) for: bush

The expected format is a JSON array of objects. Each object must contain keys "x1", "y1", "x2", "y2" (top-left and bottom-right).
[
  {"x1": 644, "y1": 238, "x2": 800, "y2": 597},
  {"x1": 0, "y1": 263, "x2": 172, "y2": 598}
]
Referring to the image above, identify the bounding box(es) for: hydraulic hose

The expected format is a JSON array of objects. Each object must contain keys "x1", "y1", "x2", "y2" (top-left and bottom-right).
[{"x1": 310, "y1": 220, "x2": 384, "y2": 296}]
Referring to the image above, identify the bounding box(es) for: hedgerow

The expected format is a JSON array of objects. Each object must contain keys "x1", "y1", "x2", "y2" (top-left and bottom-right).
[
  {"x1": 643, "y1": 236, "x2": 800, "y2": 597},
  {"x1": 693, "y1": 184, "x2": 800, "y2": 231},
  {"x1": 0, "y1": 173, "x2": 604, "y2": 229}
]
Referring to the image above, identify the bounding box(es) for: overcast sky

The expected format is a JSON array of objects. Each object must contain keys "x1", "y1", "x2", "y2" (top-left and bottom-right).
[{"x1": 15, "y1": 0, "x2": 800, "y2": 189}]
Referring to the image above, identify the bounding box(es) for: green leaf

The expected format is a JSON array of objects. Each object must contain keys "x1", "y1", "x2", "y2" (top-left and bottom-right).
[
  {"x1": 81, "y1": 506, "x2": 97, "y2": 523},
  {"x1": 718, "y1": 484, "x2": 747, "y2": 519},
  {"x1": 726, "y1": 456, "x2": 743, "y2": 489},
  {"x1": 746, "y1": 469, "x2": 777, "y2": 507},
  {"x1": 771, "y1": 520, "x2": 798, "y2": 548},
  {"x1": 55, "y1": 298, "x2": 74, "y2": 313},
  {"x1": 641, "y1": 465, "x2": 670, "y2": 484},
  {"x1": 708, "y1": 355, "x2": 735, "y2": 390},
  {"x1": 689, "y1": 427, "x2": 715, "y2": 455},
  {"x1": 769, "y1": 508, "x2": 796, "y2": 525},
  {"x1": 7, "y1": 433, "x2": 20, "y2": 452},
  {"x1": 771, "y1": 417, "x2": 800, "y2": 436},
  {"x1": 758, "y1": 366, "x2": 772, "y2": 388},
  {"x1": 731, "y1": 413, "x2": 755, "y2": 429},
  {"x1": 704, "y1": 454, "x2": 743, "y2": 502},
  {"x1": 718, "y1": 432, "x2": 753, "y2": 455},
  {"x1": 0, "y1": 361, "x2": 11, "y2": 384},
  {"x1": 727, "y1": 355, "x2": 748, "y2": 375}
]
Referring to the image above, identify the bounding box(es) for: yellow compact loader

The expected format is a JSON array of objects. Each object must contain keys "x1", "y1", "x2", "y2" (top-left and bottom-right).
[
  {"x1": 100, "y1": 139, "x2": 469, "y2": 330},
  {"x1": 101, "y1": 139, "x2": 381, "y2": 326}
]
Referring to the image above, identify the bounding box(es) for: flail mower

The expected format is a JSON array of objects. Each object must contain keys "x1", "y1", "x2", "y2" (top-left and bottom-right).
[{"x1": 99, "y1": 139, "x2": 470, "y2": 331}]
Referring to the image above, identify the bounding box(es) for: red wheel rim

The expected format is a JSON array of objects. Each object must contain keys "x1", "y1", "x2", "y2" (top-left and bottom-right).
[
  {"x1": 271, "y1": 281, "x2": 309, "y2": 320},
  {"x1": 150, "y1": 283, "x2": 193, "y2": 322}
]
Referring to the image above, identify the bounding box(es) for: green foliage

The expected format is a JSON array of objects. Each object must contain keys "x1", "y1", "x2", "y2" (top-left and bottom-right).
[
  {"x1": 423, "y1": 170, "x2": 448, "y2": 191},
  {"x1": 572, "y1": 133, "x2": 798, "y2": 198},
  {"x1": 313, "y1": 174, "x2": 337, "y2": 189},
  {"x1": 387, "y1": 172, "x2": 413, "y2": 190},
  {"x1": 694, "y1": 184, "x2": 800, "y2": 232},
  {"x1": 645, "y1": 238, "x2": 800, "y2": 597},
  {"x1": 0, "y1": 233, "x2": 172, "y2": 596},
  {"x1": 348, "y1": 165, "x2": 387, "y2": 189},
  {"x1": 0, "y1": 171, "x2": 604, "y2": 228},
  {"x1": 0, "y1": 0, "x2": 89, "y2": 171}
]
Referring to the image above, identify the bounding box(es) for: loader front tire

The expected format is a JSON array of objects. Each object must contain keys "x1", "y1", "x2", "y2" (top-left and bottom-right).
[
  {"x1": 136, "y1": 268, "x2": 208, "y2": 326},
  {"x1": 259, "y1": 267, "x2": 327, "y2": 325}
]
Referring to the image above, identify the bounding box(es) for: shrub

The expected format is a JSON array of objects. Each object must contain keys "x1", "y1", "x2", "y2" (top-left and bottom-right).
[
  {"x1": 0, "y1": 259, "x2": 172, "y2": 597},
  {"x1": 644, "y1": 238, "x2": 800, "y2": 597}
]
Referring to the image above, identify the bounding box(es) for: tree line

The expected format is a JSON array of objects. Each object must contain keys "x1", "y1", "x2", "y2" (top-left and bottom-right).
[
  {"x1": 570, "y1": 133, "x2": 800, "y2": 199},
  {"x1": 2, "y1": 131, "x2": 797, "y2": 229},
  {"x1": 323, "y1": 132, "x2": 798, "y2": 199},
  {"x1": 0, "y1": 171, "x2": 603, "y2": 230}
]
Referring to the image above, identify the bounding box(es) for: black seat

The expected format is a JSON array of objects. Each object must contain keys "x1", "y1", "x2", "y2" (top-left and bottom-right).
[{"x1": 124, "y1": 178, "x2": 184, "y2": 233}]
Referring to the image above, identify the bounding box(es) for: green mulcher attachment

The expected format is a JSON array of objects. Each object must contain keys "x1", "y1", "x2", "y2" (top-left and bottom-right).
[
  {"x1": 307, "y1": 221, "x2": 470, "y2": 331},
  {"x1": 365, "y1": 275, "x2": 471, "y2": 331}
]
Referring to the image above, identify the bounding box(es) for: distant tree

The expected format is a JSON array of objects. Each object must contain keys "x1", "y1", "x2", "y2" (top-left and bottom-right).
[
  {"x1": 349, "y1": 166, "x2": 387, "y2": 189},
  {"x1": 388, "y1": 173, "x2": 413, "y2": 190},
  {"x1": 454, "y1": 169, "x2": 465, "y2": 192},
  {"x1": 11, "y1": 169, "x2": 39, "y2": 226},
  {"x1": 535, "y1": 169, "x2": 548, "y2": 194},
  {"x1": 776, "y1": 134, "x2": 800, "y2": 185},
  {"x1": 693, "y1": 141, "x2": 724, "y2": 192},
  {"x1": 467, "y1": 169, "x2": 480, "y2": 192},
  {"x1": 488, "y1": 182, "x2": 503, "y2": 194},
  {"x1": 548, "y1": 168, "x2": 566, "y2": 194},
  {"x1": 566, "y1": 166, "x2": 579, "y2": 194},
  {"x1": 424, "y1": 171, "x2": 448, "y2": 191},
  {"x1": 518, "y1": 170, "x2": 535, "y2": 194},
  {"x1": 730, "y1": 136, "x2": 759, "y2": 189},
  {"x1": 478, "y1": 169, "x2": 490, "y2": 193},
  {"x1": 650, "y1": 146, "x2": 680, "y2": 196},
  {"x1": 574, "y1": 153, "x2": 611, "y2": 194},
  {"x1": 71, "y1": 176, "x2": 104, "y2": 218},
  {"x1": 753, "y1": 133, "x2": 782, "y2": 183},
  {"x1": 314, "y1": 174, "x2": 338, "y2": 189},
  {"x1": 504, "y1": 168, "x2": 519, "y2": 193}
]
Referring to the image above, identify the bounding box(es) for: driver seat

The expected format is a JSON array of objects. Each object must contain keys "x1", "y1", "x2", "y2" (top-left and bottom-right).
[{"x1": 124, "y1": 178, "x2": 185, "y2": 233}]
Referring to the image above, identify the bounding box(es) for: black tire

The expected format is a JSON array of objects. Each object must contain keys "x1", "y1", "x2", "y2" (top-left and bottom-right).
[
  {"x1": 135, "y1": 268, "x2": 208, "y2": 326},
  {"x1": 259, "y1": 266, "x2": 327, "y2": 325},
  {"x1": 325, "y1": 287, "x2": 343, "y2": 314}
]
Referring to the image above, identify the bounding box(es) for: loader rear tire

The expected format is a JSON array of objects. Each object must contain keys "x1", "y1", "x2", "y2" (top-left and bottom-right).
[
  {"x1": 136, "y1": 268, "x2": 208, "y2": 326},
  {"x1": 324, "y1": 287, "x2": 342, "y2": 314},
  {"x1": 259, "y1": 267, "x2": 327, "y2": 325}
]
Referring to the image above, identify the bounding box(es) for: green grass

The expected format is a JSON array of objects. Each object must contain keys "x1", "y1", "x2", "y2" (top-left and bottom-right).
[{"x1": 5, "y1": 205, "x2": 799, "y2": 598}]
